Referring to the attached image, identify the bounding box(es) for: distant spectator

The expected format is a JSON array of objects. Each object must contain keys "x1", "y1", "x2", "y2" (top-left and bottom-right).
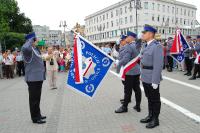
[
  {"x1": 3, "y1": 50, "x2": 14, "y2": 79},
  {"x1": 16, "y1": 51, "x2": 25, "y2": 77},
  {"x1": 103, "y1": 44, "x2": 112, "y2": 56},
  {"x1": 44, "y1": 47, "x2": 59, "y2": 89},
  {"x1": 0, "y1": 51, "x2": 3, "y2": 79}
]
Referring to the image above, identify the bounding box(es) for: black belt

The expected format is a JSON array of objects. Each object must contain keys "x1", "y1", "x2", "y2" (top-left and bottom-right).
[{"x1": 142, "y1": 66, "x2": 153, "y2": 70}]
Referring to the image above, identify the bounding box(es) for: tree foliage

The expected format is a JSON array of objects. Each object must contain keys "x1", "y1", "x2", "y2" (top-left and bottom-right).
[{"x1": 0, "y1": 0, "x2": 33, "y2": 51}]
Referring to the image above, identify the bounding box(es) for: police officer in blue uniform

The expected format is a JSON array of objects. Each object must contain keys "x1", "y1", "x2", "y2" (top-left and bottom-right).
[
  {"x1": 189, "y1": 35, "x2": 200, "y2": 80},
  {"x1": 184, "y1": 36, "x2": 194, "y2": 76},
  {"x1": 140, "y1": 25, "x2": 163, "y2": 128},
  {"x1": 22, "y1": 33, "x2": 46, "y2": 124},
  {"x1": 115, "y1": 32, "x2": 141, "y2": 113}
]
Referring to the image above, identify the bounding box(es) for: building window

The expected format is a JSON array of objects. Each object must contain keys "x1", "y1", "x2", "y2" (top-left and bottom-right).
[
  {"x1": 181, "y1": 8, "x2": 183, "y2": 15},
  {"x1": 152, "y1": 3, "x2": 155, "y2": 10},
  {"x1": 111, "y1": 11, "x2": 113, "y2": 18},
  {"x1": 116, "y1": 19, "x2": 119, "y2": 26},
  {"x1": 106, "y1": 13, "x2": 108, "y2": 19},
  {"x1": 111, "y1": 21, "x2": 114, "y2": 27},
  {"x1": 130, "y1": 15, "x2": 133, "y2": 23},
  {"x1": 172, "y1": 7, "x2": 174, "y2": 14},
  {"x1": 180, "y1": 18, "x2": 183, "y2": 25},
  {"x1": 116, "y1": 9, "x2": 118, "y2": 16},
  {"x1": 176, "y1": 18, "x2": 178, "y2": 24},
  {"x1": 188, "y1": 10, "x2": 190, "y2": 16},
  {"x1": 125, "y1": 6, "x2": 127, "y2": 13},
  {"x1": 157, "y1": 15, "x2": 160, "y2": 22},
  {"x1": 107, "y1": 22, "x2": 109, "y2": 29},
  {"x1": 176, "y1": 8, "x2": 178, "y2": 14},
  {"x1": 162, "y1": 5, "x2": 165, "y2": 12},
  {"x1": 125, "y1": 17, "x2": 128, "y2": 24},
  {"x1": 184, "y1": 9, "x2": 186, "y2": 16},
  {"x1": 152, "y1": 14, "x2": 155, "y2": 21},
  {"x1": 157, "y1": 4, "x2": 160, "y2": 11},
  {"x1": 120, "y1": 18, "x2": 123, "y2": 25},
  {"x1": 120, "y1": 8, "x2": 123, "y2": 15},
  {"x1": 144, "y1": 2, "x2": 148, "y2": 9},
  {"x1": 103, "y1": 15, "x2": 105, "y2": 21},
  {"x1": 162, "y1": 16, "x2": 165, "y2": 22},
  {"x1": 184, "y1": 19, "x2": 186, "y2": 25},
  {"x1": 167, "y1": 6, "x2": 170, "y2": 13}
]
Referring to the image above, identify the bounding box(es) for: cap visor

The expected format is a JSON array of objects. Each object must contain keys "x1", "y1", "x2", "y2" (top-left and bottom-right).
[{"x1": 142, "y1": 31, "x2": 147, "y2": 33}]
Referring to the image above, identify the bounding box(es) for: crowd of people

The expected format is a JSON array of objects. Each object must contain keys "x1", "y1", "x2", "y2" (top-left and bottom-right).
[
  {"x1": 162, "y1": 35, "x2": 200, "y2": 80},
  {"x1": 0, "y1": 46, "x2": 73, "y2": 81}
]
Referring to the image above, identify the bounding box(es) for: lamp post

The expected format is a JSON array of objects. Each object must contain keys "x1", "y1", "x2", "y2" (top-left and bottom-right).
[
  {"x1": 129, "y1": 0, "x2": 142, "y2": 35},
  {"x1": 59, "y1": 20, "x2": 67, "y2": 47}
]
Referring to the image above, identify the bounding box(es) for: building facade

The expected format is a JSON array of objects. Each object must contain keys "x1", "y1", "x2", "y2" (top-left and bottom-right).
[
  {"x1": 85, "y1": 0, "x2": 198, "y2": 44},
  {"x1": 33, "y1": 25, "x2": 50, "y2": 43},
  {"x1": 33, "y1": 25, "x2": 62, "y2": 45},
  {"x1": 49, "y1": 30, "x2": 62, "y2": 45}
]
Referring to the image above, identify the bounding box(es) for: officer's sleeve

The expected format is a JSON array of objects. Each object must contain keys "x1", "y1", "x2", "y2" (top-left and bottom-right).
[
  {"x1": 22, "y1": 39, "x2": 33, "y2": 57},
  {"x1": 152, "y1": 45, "x2": 163, "y2": 84},
  {"x1": 132, "y1": 45, "x2": 139, "y2": 57},
  {"x1": 194, "y1": 45, "x2": 200, "y2": 52},
  {"x1": 118, "y1": 47, "x2": 132, "y2": 67}
]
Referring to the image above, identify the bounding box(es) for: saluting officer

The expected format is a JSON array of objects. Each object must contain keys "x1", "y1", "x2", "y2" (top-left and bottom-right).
[
  {"x1": 140, "y1": 25, "x2": 163, "y2": 128},
  {"x1": 115, "y1": 32, "x2": 141, "y2": 113},
  {"x1": 22, "y1": 33, "x2": 46, "y2": 124}
]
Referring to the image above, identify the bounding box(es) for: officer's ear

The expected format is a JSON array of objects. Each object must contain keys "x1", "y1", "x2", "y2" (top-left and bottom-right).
[{"x1": 33, "y1": 38, "x2": 37, "y2": 42}]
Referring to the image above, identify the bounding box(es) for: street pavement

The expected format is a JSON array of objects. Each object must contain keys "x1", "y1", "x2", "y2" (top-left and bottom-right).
[{"x1": 0, "y1": 69, "x2": 200, "y2": 133}]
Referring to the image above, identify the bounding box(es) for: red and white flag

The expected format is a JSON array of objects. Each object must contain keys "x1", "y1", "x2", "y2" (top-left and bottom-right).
[
  {"x1": 170, "y1": 29, "x2": 183, "y2": 54},
  {"x1": 119, "y1": 54, "x2": 141, "y2": 81},
  {"x1": 73, "y1": 35, "x2": 83, "y2": 84}
]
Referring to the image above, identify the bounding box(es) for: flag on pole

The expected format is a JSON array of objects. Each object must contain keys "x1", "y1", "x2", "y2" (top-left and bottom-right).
[
  {"x1": 73, "y1": 35, "x2": 83, "y2": 84},
  {"x1": 170, "y1": 29, "x2": 190, "y2": 63},
  {"x1": 119, "y1": 54, "x2": 140, "y2": 81},
  {"x1": 67, "y1": 34, "x2": 114, "y2": 98}
]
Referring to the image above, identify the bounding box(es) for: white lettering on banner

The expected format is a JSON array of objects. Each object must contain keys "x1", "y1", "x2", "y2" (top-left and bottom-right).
[{"x1": 85, "y1": 51, "x2": 100, "y2": 64}]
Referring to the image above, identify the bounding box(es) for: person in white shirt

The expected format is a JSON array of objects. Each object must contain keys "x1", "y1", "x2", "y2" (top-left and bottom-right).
[
  {"x1": 44, "y1": 47, "x2": 59, "y2": 89},
  {"x1": 16, "y1": 51, "x2": 25, "y2": 76},
  {"x1": 3, "y1": 50, "x2": 14, "y2": 79}
]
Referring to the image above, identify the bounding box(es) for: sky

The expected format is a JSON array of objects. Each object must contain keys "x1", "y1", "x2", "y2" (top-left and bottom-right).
[{"x1": 16, "y1": 0, "x2": 200, "y2": 30}]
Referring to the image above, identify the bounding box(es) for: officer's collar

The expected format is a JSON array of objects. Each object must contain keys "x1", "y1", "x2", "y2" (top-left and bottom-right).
[
  {"x1": 129, "y1": 41, "x2": 135, "y2": 44},
  {"x1": 147, "y1": 39, "x2": 155, "y2": 46}
]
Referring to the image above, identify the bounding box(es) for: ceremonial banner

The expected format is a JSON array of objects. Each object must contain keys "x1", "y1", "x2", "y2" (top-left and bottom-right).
[
  {"x1": 170, "y1": 29, "x2": 190, "y2": 63},
  {"x1": 119, "y1": 55, "x2": 140, "y2": 81},
  {"x1": 67, "y1": 34, "x2": 114, "y2": 98}
]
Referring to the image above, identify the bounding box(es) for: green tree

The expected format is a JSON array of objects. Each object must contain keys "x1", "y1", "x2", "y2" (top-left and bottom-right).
[{"x1": 0, "y1": 0, "x2": 33, "y2": 51}]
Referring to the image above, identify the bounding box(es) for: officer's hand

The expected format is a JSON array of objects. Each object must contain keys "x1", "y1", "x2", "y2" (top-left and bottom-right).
[
  {"x1": 152, "y1": 83, "x2": 158, "y2": 89},
  {"x1": 189, "y1": 47, "x2": 192, "y2": 50},
  {"x1": 115, "y1": 60, "x2": 119, "y2": 66}
]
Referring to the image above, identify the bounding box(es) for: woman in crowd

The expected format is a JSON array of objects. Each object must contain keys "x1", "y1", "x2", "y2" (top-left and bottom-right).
[{"x1": 44, "y1": 47, "x2": 59, "y2": 89}]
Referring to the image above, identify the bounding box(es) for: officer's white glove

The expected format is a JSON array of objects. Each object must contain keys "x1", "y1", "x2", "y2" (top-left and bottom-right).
[
  {"x1": 189, "y1": 47, "x2": 192, "y2": 50},
  {"x1": 152, "y1": 83, "x2": 158, "y2": 89}
]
